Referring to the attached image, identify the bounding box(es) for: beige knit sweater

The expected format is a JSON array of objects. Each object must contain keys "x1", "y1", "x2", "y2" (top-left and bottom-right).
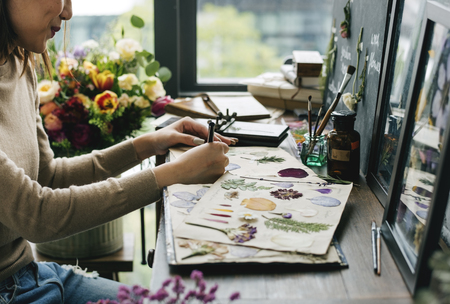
[{"x1": 0, "y1": 55, "x2": 161, "y2": 282}]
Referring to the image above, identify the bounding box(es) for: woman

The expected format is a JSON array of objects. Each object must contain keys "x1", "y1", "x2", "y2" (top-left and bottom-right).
[{"x1": 0, "y1": 0, "x2": 234, "y2": 303}]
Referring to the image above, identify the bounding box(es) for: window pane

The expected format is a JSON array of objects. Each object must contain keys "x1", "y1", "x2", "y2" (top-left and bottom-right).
[
  {"x1": 197, "y1": 0, "x2": 333, "y2": 82},
  {"x1": 54, "y1": 0, "x2": 154, "y2": 52}
]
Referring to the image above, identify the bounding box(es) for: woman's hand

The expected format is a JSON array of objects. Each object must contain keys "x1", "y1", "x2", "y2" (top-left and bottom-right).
[
  {"x1": 153, "y1": 141, "x2": 230, "y2": 187},
  {"x1": 133, "y1": 117, "x2": 237, "y2": 160}
]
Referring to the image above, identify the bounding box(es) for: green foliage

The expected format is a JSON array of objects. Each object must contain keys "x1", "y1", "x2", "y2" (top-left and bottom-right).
[
  {"x1": 263, "y1": 216, "x2": 331, "y2": 234},
  {"x1": 221, "y1": 179, "x2": 272, "y2": 191},
  {"x1": 256, "y1": 156, "x2": 285, "y2": 164},
  {"x1": 145, "y1": 61, "x2": 160, "y2": 77},
  {"x1": 158, "y1": 67, "x2": 172, "y2": 83},
  {"x1": 131, "y1": 15, "x2": 145, "y2": 28}
]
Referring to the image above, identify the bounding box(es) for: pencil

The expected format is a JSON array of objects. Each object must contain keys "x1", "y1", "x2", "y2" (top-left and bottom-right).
[
  {"x1": 371, "y1": 221, "x2": 377, "y2": 274},
  {"x1": 377, "y1": 227, "x2": 381, "y2": 275},
  {"x1": 207, "y1": 121, "x2": 215, "y2": 143}
]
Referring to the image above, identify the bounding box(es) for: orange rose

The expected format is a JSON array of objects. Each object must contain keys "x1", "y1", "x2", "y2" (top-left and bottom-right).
[
  {"x1": 91, "y1": 70, "x2": 115, "y2": 91},
  {"x1": 44, "y1": 113, "x2": 63, "y2": 131},
  {"x1": 40, "y1": 101, "x2": 59, "y2": 116},
  {"x1": 94, "y1": 91, "x2": 119, "y2": 114}
]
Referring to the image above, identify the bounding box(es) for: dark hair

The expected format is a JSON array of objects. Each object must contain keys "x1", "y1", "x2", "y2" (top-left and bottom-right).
[{"x1": 0, "y1": 0, "x2": 52, "y2": 77}]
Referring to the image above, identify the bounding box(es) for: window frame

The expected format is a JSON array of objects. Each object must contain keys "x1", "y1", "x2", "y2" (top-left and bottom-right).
[{"x1": 154, "y1": 0, "x2": 246, "y2": 98}]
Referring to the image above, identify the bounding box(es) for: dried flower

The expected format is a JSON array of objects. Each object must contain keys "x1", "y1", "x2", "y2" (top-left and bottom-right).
[
  {"x1": 186, "y1": 222, "x2": 257, "y2": 243},
  {"x1": 179, "y1": 239, "x2": 229, "y2": 260},
  {"x1": 238, "y1": 211, "x2": 258, "y2": 221},
  {"x1": 270, "y1": 188, "x2": 303, "y2": 200},
  {"x1": 269, "y1": 212, "x2": 292, "y2": 219}
]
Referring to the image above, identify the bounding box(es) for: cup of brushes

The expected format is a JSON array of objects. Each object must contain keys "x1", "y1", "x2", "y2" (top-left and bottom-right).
[{"x1": 300, "y1": 65, "x2": 356, "y2": 167}]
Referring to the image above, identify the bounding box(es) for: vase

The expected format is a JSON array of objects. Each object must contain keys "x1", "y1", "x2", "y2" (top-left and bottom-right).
[{"x1": 35, "y1": 217, "x2": 123, "y2": 259}]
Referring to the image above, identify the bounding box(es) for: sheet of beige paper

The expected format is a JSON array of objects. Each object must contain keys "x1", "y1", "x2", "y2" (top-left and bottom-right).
[{"x1": 170, "y1": 146, "x2": 352, "y2": 256}]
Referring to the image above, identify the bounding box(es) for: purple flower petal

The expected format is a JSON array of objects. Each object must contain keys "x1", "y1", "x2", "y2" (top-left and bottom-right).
[
  {"x1": 415, "y1": 201, "x2": 428, "y2": 209},
  {"x1": 417, "y1": 210, "x2": 428, "y2": 219},
  {"x1": 277, "y1": 168, "x2": 309, "y2": 178},
  {"x1": 225, "y1": 163, "x2": 241, "y2": 171},
  {"x1": 173, "y1": 191, "x2": 198, "y2": 201},
  {"x1": 310, "y1": 196, "x2": 341, "y2": 207},
  {"x1": 170, "y1": 200, "x2": 196, "y2": 208},
  {"x1": 316, "y1": 188, "x2": 332, "y2": 194},
  {"x1": 270, "y1": 182, "x2": 294, "y2": 188},
  {"x1": 196, "y1": 187, "x2": 209, "y2": 199}
]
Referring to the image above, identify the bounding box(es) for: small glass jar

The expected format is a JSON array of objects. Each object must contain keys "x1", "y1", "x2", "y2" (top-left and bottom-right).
[
  {"x1": 327, "y1": 110, "x2": 360, "y2": 181},
  {"x1": 300, "y1": 134, "x2": 327, "y2": 167}
]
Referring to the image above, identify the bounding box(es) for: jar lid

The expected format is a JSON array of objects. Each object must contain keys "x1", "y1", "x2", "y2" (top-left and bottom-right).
[{"x1": 331, "y1": 110, "x2": 356, "y2": 121}]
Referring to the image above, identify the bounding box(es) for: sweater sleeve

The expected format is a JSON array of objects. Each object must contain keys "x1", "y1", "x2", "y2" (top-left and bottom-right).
[{"x1": 0, "y1": 114, "x2": 162, "y2": 243}]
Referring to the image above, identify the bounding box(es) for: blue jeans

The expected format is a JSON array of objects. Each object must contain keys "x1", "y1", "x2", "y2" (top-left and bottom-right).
[{"x1": 0, "y1": 261, "x2": 126, "y2": 304}]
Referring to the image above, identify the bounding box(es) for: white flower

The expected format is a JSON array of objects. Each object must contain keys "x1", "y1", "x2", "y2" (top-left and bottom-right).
[
  {"x1": 37, "y1": 80, "x2": 60, "y2": 104},
  {"x1": 81, "y1": 39, "x2": 99, "y2": 50},
  {"x1": 342, "y1": 92, "x2": 357, "y2": 111},
  {"x1": 108, "y1": 51, "x2": 120, "y2": 63},
  {"x1": 132, "y1": 96, "x2": 151, "y2": 108},
  {"x1": 118, "y1": 93, "x2": 131, "y2": 107},
  {"x1": 143, "y1": 76, "x2": 166, "y2": 101},
  {"x1": 238, "y1": 211, "x2": 258, "y2": 221},
  {"x1": 118, "y1": 73, "x2": 139, "y2": 91},
  {"x1": 115, "y1": 38, "x2": 143, "y2": 61}
]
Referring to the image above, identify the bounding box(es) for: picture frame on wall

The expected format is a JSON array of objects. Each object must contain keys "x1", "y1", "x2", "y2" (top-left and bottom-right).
[
  {"x1": 381, "y1": 0, "x2": 450, "y2": 294},
  {"x1": 367, "y1": 0, "x2": 427, "y2": 206}
]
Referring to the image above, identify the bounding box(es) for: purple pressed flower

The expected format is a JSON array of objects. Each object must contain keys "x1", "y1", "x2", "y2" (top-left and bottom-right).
[
  {"x1": 149, "y1": 288, "x2": 169, "y2": 301},
  {"x1": 162, "y1": 278, "x2": 173, "y2": 287},
  {"x1": 184, "y1": 290, "x2": 196, "y2": 300},
  {"x1": 229, "y1": 292, "x2": 241, "y2": 301},
  {"x1": 224, "y1": 224, "x2": 257, "y2": 243},
  {"x1": 190, "y1": 270, "x2": 204, "y2": 283},
  {"x1": 282, "y1": 213, "x2": 292, "y2": 219},
  {"x1": 316, "y1": 188, "x2": 332, "y2": 194},
  {"x1": 172, "y1": 275, "x2": 185, "y2": 294},
  {"x1": 270, "y1": 188, "x2": 303, "y2": 200}
]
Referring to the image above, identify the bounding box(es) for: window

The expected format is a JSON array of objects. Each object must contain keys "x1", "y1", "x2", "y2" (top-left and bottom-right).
[{"x1": 155, "y1": 0, "x2": 333, "y2": 97}]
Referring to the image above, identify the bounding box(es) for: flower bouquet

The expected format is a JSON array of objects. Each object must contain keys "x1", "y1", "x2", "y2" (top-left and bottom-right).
[{"x1": 38, "y1": 15, "x2": 174, "y2": 157}]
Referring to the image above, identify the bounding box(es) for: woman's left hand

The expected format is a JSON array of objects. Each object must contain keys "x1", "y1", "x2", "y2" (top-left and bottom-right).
[{"x1": 133, "y1": 117, "x2": 237, "y2": 160}]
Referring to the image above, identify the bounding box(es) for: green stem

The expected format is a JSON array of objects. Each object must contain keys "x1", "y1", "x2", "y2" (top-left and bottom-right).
[{"x1": 185, "y1": 222, "x2": 226, "y2": 234}]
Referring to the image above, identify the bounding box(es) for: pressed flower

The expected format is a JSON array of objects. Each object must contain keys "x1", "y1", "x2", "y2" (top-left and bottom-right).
[
  {"x1": 269, "y1": 212, "x2": 292, "y2": 219},
  {"x1": 186, "y1": 222, "x2": 257, "y2": 243},
  {"x1": 241, "y1": 197, "x2": 276, "y2": 211},
  {"x1": 238, "y1": 211, "x2": 258, "y2": 221},
  {"x1": 270, "y1": 188, "x2": 303, "y2": 200}
]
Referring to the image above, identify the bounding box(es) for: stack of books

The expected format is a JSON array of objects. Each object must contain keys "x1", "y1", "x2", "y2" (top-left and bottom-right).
[{"x1": 240, "y1": 50, "x2": 324, "y2": 110}]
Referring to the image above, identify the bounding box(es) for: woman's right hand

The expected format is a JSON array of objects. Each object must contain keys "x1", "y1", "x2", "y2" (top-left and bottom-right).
[{"x1": 152, "y1": 141, "x2": 230, "y2": 187}]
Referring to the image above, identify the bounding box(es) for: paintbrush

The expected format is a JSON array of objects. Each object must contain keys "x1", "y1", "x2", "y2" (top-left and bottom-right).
[
  {"x1": 315, "y1": 65, "x2": 356, "y2": 137},
  {"x1": 313, "y1": 105, "x2": 323, "y2": 138},
  {"x1": 308, "y1": 96, "x2": 312, "y2": 139}
]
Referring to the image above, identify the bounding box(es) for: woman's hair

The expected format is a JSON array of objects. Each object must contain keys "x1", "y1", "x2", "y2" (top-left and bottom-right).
[{"x1": 0, "y1": 0, "x2": 52, "y2": 76}]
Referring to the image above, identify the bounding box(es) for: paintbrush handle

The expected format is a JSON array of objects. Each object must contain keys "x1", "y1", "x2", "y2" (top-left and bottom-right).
[{"x1": 315, "y1": 92, "x2": 342, "y2": 137}]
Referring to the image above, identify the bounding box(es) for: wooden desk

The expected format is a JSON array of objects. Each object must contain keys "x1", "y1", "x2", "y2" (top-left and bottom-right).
[
  {"x1": 31, "y1": 233, "x2": 135, "y2": 281},
  {"x1": 149, "y1": 119, "x2": 414, "y2": 303}
]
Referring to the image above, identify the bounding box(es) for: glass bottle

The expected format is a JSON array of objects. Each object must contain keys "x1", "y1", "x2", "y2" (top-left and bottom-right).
[
  {"x1": 327, "y1": 110, "x2": 360, "y2": 181},
  {"x1": 300, "y1": 134, "x2": 327, "y2": 167}
]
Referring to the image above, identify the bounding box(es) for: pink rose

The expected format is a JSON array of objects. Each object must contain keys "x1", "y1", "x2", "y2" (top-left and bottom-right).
[{"x1": 151, "y1": 95, "x2": 174, "y2": 117}]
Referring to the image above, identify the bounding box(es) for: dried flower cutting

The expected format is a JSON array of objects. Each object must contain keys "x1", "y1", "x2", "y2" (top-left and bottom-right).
[
  {"x1": 262, "y1": 216, "x2": 331, "y2": 234},
  {"x1": 270, "y1": 188, "x2": 303, "y2": 200},
  {"x1": 178, "y1": 239, "x2": 229, "y2": 260},
  {"x1": 186, "y1": 222, "x2": 257, "y2": 243}
]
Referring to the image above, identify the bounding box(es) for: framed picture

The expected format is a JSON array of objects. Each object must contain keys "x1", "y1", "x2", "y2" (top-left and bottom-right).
[
  {"x1": 367, "y1": 0, "x2": 427, "y2": 206},
  {"x1": 381, "y1": 0, "x2": 450, "y2": 294}
]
